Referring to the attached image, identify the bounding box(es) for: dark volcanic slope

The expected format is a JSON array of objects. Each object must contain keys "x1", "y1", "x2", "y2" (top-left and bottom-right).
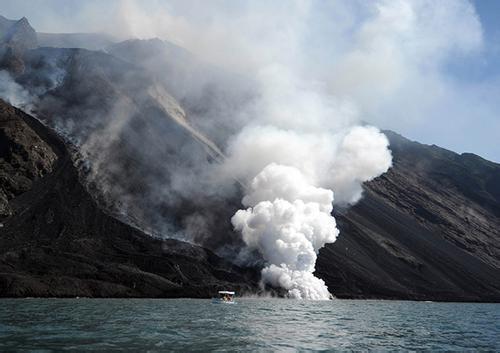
[
  {"x1": 317, "y1": 131, "x2": 500, "y2": 302},
  {"x1": 0, "y1": 101, "x2": 57, "y2": 216},
  {"x1": 0, "y1": 99, "x2": 258, "y2": 297}
]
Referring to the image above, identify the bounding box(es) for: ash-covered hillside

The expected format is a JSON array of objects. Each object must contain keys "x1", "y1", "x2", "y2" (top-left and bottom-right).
[
  {"x1": 318, "y1": 132, "x2": 500, "y2": 302},
  {"x1": 0, "y1": 98, "x2": 259, "y2": 297}
]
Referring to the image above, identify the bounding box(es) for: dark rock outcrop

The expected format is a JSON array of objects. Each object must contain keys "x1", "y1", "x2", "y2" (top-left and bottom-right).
[
  {"x1": 317, "y1": 131, "x2": 500, "y2": 302},
  {"x1": 0, "y1": 101, "x2": 57, "y2": 206},
  {"x1": 0, "y1": 99, "x2": 259, "y2": 297}
]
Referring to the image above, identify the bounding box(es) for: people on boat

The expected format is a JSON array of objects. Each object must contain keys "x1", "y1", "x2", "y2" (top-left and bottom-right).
[{"x1": 215, "y1": 290, "x2": 235, "y2": 303}]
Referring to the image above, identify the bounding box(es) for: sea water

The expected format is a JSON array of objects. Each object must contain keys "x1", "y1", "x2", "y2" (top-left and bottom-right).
[{"x1": 0, "y1": 298, "x2": 499, "y2": 351}]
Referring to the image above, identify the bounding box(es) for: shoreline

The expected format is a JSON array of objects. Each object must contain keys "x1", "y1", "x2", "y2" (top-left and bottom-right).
[{"x1": 2, "y1": 296, "x2": 500, "y2": 304}]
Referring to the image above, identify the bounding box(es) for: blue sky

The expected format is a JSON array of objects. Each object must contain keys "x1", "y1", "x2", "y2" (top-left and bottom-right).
[{"x1": 0, "y1": 0, "x2": 499, "y2": 162}]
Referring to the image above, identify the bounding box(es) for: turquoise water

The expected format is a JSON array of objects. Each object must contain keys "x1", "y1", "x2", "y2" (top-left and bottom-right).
[{"x1": 1, "y1": 298, "x2": 499, "y2": 351}]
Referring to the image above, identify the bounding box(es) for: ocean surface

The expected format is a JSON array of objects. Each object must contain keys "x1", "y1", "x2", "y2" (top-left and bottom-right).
[{"x1": 1, "y1": 298, "x2": 499, "y2": 351}]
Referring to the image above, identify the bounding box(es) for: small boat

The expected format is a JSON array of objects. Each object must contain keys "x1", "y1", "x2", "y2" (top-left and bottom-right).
[{"x1": 212, "y1": 290, "x2": 236, "y2": 304}]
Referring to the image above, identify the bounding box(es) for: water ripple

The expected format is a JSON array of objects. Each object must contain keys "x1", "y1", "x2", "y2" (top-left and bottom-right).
[{"x1": 0, "y1": 298, "x2": 499, "y2": 351}]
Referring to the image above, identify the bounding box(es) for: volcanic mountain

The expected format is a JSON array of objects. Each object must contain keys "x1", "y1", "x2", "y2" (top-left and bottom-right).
[{"x1": 0, "y1": 15, "x2": 499, "y2": 301}]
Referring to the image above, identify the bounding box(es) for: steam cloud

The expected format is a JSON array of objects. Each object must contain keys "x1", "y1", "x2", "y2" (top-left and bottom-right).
[
  {"x1": 232, "y1": 163, "x2": 338, "y2": 299},
  {"x1": 203, "y1": 59, "x2": 392, "y2": 298},
  {"x1": 222, "y1": 80, "x2": 392, "y2": 298},
  {"x1": 229, "y1": 128, "x2": 391, "y2": 298}
]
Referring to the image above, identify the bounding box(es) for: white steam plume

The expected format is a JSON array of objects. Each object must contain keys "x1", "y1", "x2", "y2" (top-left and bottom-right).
[
  {"x1": 232, "y1": 164, "x2": 337, "y2": 299},
  {"x1": 227, "y1": 124, "x2": 391, "y2": 299},
  {"x1": 218, "y1": 63, "x2": 392, "y2": 299}
]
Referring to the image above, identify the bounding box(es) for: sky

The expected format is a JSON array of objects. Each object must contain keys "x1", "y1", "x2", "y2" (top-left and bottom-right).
[{"x1": 0, "y1": 0, "x2": 499, "y2": 162}]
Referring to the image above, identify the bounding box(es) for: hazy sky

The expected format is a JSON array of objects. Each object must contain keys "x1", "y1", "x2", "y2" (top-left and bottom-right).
[{"x1": 1, "y1": 0, "x2": 499, "y2": 162}]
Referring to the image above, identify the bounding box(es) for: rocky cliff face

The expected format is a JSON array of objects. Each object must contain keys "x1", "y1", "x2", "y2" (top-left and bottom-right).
[
  {"x1": 318, "y1": 132, "x2": 500, "y2": 302},
  {"x1": 0, "y1": 99, "x2": 259, "y2": 297},
  {"x1": 0, "y1": 100, "x2": 57, "y2": 216}
]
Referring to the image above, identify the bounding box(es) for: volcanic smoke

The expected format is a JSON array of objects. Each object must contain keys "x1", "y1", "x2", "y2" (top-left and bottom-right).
[{"x1": 226, "y1": 120, "x2": 392, "y2": 299}]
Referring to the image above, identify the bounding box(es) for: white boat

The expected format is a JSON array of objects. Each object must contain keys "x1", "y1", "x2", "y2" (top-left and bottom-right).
[{"x1": 212, "y1": 290, "x2": 236, "y2": 304}]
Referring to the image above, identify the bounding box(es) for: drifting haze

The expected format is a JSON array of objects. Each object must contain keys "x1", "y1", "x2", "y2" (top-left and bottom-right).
[{"x1": 1, "y1": 0, "x2": 498, "y2": 161}]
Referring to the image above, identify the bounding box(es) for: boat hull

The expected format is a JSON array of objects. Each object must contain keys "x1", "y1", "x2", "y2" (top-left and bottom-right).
[{"x1": 211, "y1": 298, "x2": 236, "y2": 304}]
